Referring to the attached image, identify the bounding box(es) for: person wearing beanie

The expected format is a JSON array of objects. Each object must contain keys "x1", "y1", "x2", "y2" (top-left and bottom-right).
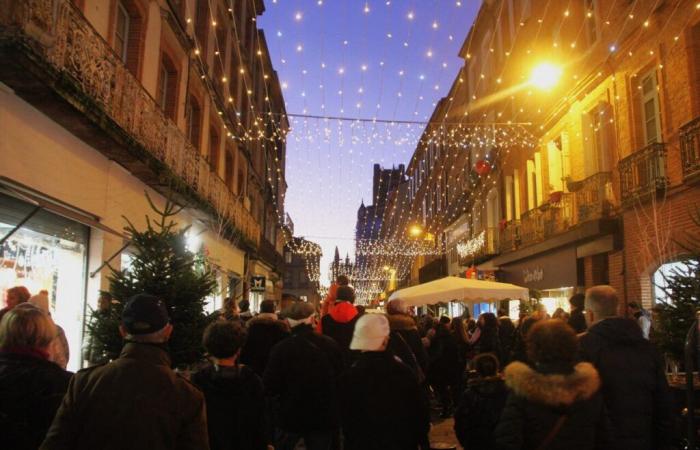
[
  {"x1": 339, "y1": 314, "x2": 430, "y2": 450},
  {"x1": 28, "y1": 293, "x2": 70, "y2": 370},
  {"x1": 41, "y1": 293, "x2": 209, "y2": 450},
  {"x1": 321, "y1": 285, "x2": 359, "y2": 366},
  {"x1": 192, "y1": 321, "x2": 267, "y2": 450},
  {"x1": 263, "y1": 302, "x2": 343, "y2": 450}
]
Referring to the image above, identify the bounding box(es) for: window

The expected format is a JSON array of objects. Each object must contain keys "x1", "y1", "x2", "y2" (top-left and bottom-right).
[
  {"x1": 237, "y1": 156, "x2": 247, "y2": 196},
  {"x1": 194, "y1": 0, "x2": 209, "y2": 55},
  {"x1": 284, "y1": 251, "x2": 292, "y2": 264},
  {"x1": 114, "y1": 2, "x2": 129, "y2": 63},
  {"x1": 584, "y1": 0, "x2": 598, "y2": 47},
  {"x1": 504, "y1": 175, "x2": 515, "y2": 221},
  {"x1": 209, "y1": 127, "x2": 220, "y2": 174},
  {"x1": 640, "y1": 70, "x2": 662, "y2": 144},
  {"x1": 186, "y1": 96, "x2": 202, "y2": 150},
  {"x1": 583, "y1": 103, "x2": 614, "y2": 175},
  {"x1": 527, "y1": 159, "x2": 538, "y2": 210},
  {"x1": 547, "y1": 134, "x2": 571, "y2": 191},
  {"x1": 157, "y1": 53, "x2": 178, "y2": 120},
  {"x1": 224, "y1": 148, "x2": 235, "y2": 190}
]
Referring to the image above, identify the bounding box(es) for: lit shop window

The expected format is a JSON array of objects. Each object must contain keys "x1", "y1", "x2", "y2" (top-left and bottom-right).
[{"x1": 0, "y1": 193, "x2": 88, "y2": 372}]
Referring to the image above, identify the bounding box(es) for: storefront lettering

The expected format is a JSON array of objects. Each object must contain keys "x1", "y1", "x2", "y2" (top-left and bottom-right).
[{"x1": 523, "y1": 267, "x2": 544, "y2": 283}]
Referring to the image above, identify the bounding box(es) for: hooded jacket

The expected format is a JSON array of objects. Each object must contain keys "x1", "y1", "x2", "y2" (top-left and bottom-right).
[
  {"x1": 321, "y1": 302, "x2": 358, "y2": 365},
  {"x1": 192, "y1": 364, "x2": 267, "y2": 450},
  {"x1": 387, "y1": 314, "x2": 429, "y2": 376},
  {"x1": 339, "y1": 351, "x2": 430, "y2": 450},
  {"x1": 579, "y1": 318, "x2": 672, "y2": 450},
  {"x1": 454, "y1": 376, "x2": 508, "y2": 449},
  {"x1": 494, "y1": 362, "x2": 611, "y2": 450},
  {"x1": 41, "y1": 342, "x2": 208, "y2": 450},
  {"x1": 0, "y1": 350, "x2": 72, "y2": 450},
  {"x1": 240, "y1": 314, "x2": 290, "y2": 376}
]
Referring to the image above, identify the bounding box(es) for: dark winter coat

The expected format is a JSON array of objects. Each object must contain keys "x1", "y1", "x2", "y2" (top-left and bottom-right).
[
  {"x1": 428, "y1": 324, "x2": 462, "y2": 386},
  {"x1": 192, "y1": 363, "x2": 267, "y2": 450},
  {"x1": 494, "y1": 361, "x2": 611, "y2": 450},
  {"x1": 239, "y1": 314, "x2": 290, "y2": 376},
  {"x1": 0, "y1": 350, "x2": 72, "y2": 450},
  {"x1": 498, "y1": 317, "x2": 516, "y2": 364},
  {"x1": 339, "y1": 351, "x2": 430, "y2": 450},
  {"x1": 40, "y1": 342, "x2": 209, "y2": 450},
  {"x1": 474, "y1": 327, "x2": 502, "y2": 362},
  {"x1": 454, "y1": 376, "x2": 508, "y2": 450},
  {"x1": 321, "y1": 302, "x2": 358, "y2": 365},
  {"x1": 511, "y1": 317, "x2": 539, "y2": 363},
  {"x1": 387, "y1": 314, "x2": 429, "y2": 376},
  {"x1": 568, "y1": 309, "x2": 588, "y2": 334},
  {"x1": 578, "y1": 318, "x2": 673, "y2": 450},
  {"x1": 263, "y1": 324, "x2": 343, "y2": 433}
]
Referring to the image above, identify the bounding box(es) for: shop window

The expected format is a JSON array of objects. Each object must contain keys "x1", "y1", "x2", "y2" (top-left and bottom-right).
[
  {"x1": 194, "y1": 0, "x2": 209, "y2": 56},
  {"x1": 209, "y1": 127, "x2": 220, "y2": 174},
  {"x1": 186, "y1": 95, "x2": 202, "y2": 150},
  {"x1": 0, "y1": 193, "x2": 88, "y2": 371},
  {"x1": 156, "y1": 53, "x2": 178, "y2": 121},
  {"x1": 112, "y1": 0, "x2": 144, "y2": 78},
  {"x1": 639, "y1": 69, "x2": 663, "y2": 145}
]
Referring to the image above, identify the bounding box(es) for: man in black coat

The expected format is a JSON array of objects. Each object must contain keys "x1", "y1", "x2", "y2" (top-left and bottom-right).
[
  {"x1": 579, "y1": 285, "x2": 673, "y2": 450},
  {"x1": 497, "y1": 309, "x2": 515, "y2": 365},
  {"x1": 240, "y1": 299, "x2": 289, "y2": 376},
  {"x1": 339, "y1": 313, "x2": 430, "y2": 450},
  {"x1": 386, "y1": 299, "x2": 429, "y2": 377},
  {"x1": 568, "y1": 293, "x2": 588, "y2": 334},
  {"x1": 263, "y1": 302, "x2": 343, "y2": 450}
]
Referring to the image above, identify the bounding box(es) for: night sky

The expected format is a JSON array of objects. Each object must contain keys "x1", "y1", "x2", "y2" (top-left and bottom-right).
[{"x1": 259, "y1": 0, "x2": 481, "y2": 282}]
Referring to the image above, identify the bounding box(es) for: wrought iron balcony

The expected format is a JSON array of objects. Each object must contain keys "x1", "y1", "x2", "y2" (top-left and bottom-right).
[
  {"x1": 499, "y1": 220, "x2": 520, "y2": 253},
  {"x1": 619, "y1": 143, "x2": 668, "y2": 206},
  {"x1": 568, "y1": 172, "x2": 614, "y2": 223},
  {"x1": 0, "y1": 0, "x2": 261, "y2": 246},
  {"x1": 681, "y1": 116, "x2": 700, "y2": 181}
]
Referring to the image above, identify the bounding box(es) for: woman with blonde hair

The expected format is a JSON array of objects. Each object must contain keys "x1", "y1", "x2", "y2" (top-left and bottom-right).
[{"x1": 0, "y1": 304, "x2": 72, "y2": 450}]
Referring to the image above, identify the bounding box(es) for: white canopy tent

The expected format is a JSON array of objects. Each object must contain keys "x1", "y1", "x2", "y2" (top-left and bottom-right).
[{"x1": 388, "y1": 276, "x2": 529, "y2": 307}]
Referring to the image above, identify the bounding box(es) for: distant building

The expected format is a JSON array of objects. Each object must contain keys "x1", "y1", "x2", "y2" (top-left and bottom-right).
[
  {"x1": 284, "y1": 237, "x2": 322, "y2": 307},
  {"x1": 330, "y1": 246, "x2": 355, "y2": 283}
]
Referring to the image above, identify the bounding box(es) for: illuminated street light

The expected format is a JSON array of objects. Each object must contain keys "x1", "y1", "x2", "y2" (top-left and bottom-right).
[
  {"x1": 530, "y1": 62, "x2": 562, "y2": 90},
  {"x1": 409, "y1": 224, "x2": 423, "y2": 237}
]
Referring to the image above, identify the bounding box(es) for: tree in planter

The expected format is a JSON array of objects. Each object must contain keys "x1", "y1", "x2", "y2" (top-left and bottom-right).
[{"x1": 86, "y1": 193, "x2": 217, "y2": 367}]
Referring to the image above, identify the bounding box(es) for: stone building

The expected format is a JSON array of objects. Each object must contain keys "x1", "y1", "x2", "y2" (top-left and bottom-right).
[
  {"x1": 382, "y1": 0, "x2": 700, "y2": 315},
  {"x1": 0, "y1": 0, "x2": 287, "y2": 370},
  {"x1": 283, "y1": 237, "x2": 322, "y2": 307}
]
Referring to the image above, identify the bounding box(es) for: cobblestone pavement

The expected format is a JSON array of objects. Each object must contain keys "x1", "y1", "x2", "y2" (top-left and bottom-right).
[{"x1": 429, "y1": 417, "x2": 462, "y2": 450}]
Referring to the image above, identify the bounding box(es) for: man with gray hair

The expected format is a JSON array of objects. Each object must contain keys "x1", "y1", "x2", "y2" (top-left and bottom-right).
[
  {"x1": 579, "y1": 285, "x2": 672, "y2": 450},
  {"x1": 41, "y1": 293, "x2": 208, "y2": 450}
]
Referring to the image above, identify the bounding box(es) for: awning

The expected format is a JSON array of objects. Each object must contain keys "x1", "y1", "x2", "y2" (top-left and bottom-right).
[{"x1": 388, "y1": 276, "x2": 529, "y2": 307}]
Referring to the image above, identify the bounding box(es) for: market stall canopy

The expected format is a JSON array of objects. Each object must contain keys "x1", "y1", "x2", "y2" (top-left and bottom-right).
[{"x1": 388, "y1": 276, "x2": 529, "y2": 307}]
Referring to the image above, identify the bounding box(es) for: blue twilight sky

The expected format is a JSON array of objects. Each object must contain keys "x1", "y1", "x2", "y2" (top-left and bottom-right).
[{"x1": 259, "y1": 0, "x2": 481, "y2": 283}]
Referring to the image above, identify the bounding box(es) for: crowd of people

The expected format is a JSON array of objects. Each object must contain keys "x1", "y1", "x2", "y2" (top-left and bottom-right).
[{"x1": 0, "y1": 278, "x2": 675, "y2": 450}]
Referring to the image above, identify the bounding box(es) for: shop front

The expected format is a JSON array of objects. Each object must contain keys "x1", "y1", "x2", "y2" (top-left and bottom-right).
[
  {"x1": 0, "y1": 192, "x2": 89, "y2": 371},
  {"x1": 496, "y1": 245, "x2": 581, "y2": 317}
]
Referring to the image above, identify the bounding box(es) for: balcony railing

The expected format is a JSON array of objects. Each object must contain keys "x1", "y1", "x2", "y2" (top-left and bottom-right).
[
  {"x1": 499, "y1": 172, "x2": 614, "y2": 253},
  {"x1": 568, "y1": 172, "x2": 614, "y2": 223},
  {"x1": 681, "y1": 116, "x2": 700, "y2": 181},
  {"x1": 619, "y1": 143, "x2": 668, "y2": 206},
  {"x1": 456, "y1": 227, "x2": 499, "y2": 265},
  {"x1": 0, "y1": 0, "x2": 260, "y2": 246}
]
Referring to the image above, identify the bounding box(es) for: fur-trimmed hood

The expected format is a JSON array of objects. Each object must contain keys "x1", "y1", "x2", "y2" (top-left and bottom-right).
[
  {"x1": 504, "y1": 361, "x2": 600, "y2": 406},
  {"x1": 387, "y1": 313, "x2": 417, "y2": 331}
]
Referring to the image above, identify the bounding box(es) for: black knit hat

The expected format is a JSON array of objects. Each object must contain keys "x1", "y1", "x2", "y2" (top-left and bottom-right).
[{"x1": 122, "y1": 294, "x2": 169, "y2": 335}]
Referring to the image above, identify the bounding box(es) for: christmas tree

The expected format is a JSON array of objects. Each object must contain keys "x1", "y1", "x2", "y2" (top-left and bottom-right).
[
  {"x1": 86, "y1": 193, "x2": 217, "y2": 367},
  {"x1": 654, "y1": 208, "x2": 700, "y2": 363}
]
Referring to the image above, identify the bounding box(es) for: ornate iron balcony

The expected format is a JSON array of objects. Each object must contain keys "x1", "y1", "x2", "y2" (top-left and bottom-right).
[
  {"x1": 619, "y1": 143, "x2": 667, "y2": 206},
  {"x1": 681, "y1": 116, "x2": 700, "y2": 182}
]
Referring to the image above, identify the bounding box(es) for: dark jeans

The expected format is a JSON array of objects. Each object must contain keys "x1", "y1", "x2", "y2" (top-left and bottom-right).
[{"x1": 275, "y1": 428, "x2": 336, "y2": 450}]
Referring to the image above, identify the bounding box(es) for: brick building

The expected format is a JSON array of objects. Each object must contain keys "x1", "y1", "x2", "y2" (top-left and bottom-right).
[
  {"x1": 381, "y1": 0, "x2": 700, "y2": 314},
  {"x1": 0, "y1": 0, "x2": 287, "y2": 370}
]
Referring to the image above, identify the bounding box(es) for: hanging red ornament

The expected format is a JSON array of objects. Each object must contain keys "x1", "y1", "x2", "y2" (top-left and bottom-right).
[{"x1": 475, "y1": 159, "x2": 491, "y2": 176}]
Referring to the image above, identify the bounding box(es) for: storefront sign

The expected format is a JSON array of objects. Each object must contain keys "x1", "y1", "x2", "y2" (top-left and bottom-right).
[
  {"x1": 250, "y1": 276, "x2": 266, "y2": 292},
  {"x1": 499, "y1": 246, "x2": 578, "y2": 290}
]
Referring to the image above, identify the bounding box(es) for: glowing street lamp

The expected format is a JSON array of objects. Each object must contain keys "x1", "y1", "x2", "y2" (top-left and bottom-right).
[
  {"x1": 529, "y1": 62, "x2": 562, "y2": 91},
  {"x1": 408, "y1": 224, "x2": 424, "y2": 238}
]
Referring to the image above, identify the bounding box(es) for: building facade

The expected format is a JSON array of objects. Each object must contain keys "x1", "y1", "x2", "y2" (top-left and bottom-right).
[
  {"x1": 382, "y1": 0, "x2": 700, "y2": 314},
  {"x1": 0, "y1": 0, "x2": 287, "y2": 370},
  {"x1": 283, "y1": 236, "x2": 322, "y2": 307}
]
